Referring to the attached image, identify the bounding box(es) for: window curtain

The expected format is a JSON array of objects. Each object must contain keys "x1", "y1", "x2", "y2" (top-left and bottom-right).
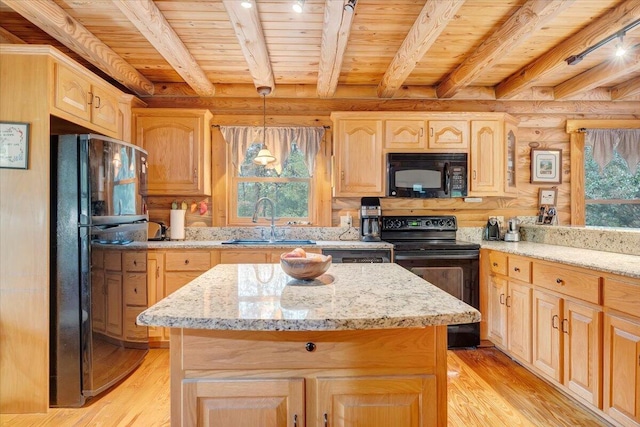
[
  {"x1": 585, "y1": 128, "x2": 640, "y2": 175},
  {"x1": 220, "y1": 126, "x2": 324, "y2": 175}
]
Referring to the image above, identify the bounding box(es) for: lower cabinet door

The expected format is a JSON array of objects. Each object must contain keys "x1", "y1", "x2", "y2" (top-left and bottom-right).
[
  {"x1": 182, "y1": 378, "x2": 304, "y2": 427},
  {"x1": 315, "y1": 375, "x2": 436, "y2": 427},
  {"x1": 507, "y1": 281, "x2": 532, "y2": 363},
  {"x1": 603, "y1": 313, "x2": 640, "y2": 427},
  {"x1": 532, "y1": 289, "x2": 562, "y2": 381}
]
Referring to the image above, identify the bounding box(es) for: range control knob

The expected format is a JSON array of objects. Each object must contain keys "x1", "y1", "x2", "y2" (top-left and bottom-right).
[{"x1": 446, "y1": 219, "x2": 455, "y2": 227}]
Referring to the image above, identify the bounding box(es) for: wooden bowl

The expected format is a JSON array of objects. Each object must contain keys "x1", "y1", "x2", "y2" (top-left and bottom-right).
[{"x1": 280, "y1": 253, "x2": 332, "y2": 280}]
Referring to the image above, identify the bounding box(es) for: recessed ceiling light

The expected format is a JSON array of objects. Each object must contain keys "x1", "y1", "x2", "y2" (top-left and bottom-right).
[
  {"x1": 292, "y1": 0, "x2": 304, "y2": 13},
  {"x1": 241, "y1": 1, "x2": 252, "y2": 9}
]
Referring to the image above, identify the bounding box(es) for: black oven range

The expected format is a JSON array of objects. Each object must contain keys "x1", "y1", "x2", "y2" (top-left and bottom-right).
[{"x1": 381, "y1": 215, "x2": 480, "y2": 348}]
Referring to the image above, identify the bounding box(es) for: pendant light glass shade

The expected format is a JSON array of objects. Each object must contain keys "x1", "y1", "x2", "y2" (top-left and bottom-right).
[{"x1": 253, "y1": 86, "x2": 276, "y2": 166}]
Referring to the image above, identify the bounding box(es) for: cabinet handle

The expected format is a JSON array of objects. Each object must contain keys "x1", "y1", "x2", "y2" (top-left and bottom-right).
[
  {"x1": 492, "y1": 262, "x2": 498, "y2": 267},
  {"x1": 341, "y1": 170, "x2": 345, "y2": 181},
  {"x1": 420, "y1": 127, "x2": 424, "y2": 137},
  {"x1": 184, "y1": 259, "x2": 190, "y2": 265},
  {"x1": 324, "y1": 413, "x2": 328, "y2": 427},
  {"x1": 556, "y1": 278, "x2": 564, "y2": 285},
  {"x1": 156, "y1": 266, "x2": 160, "y2": 278},
  {"x1": 561, "y1": 318, "x2": 568, "y2": 334},
  {"x1": 194, "y1": 168, "x2": 197, "y2": 181},
  {"x1": 305, "y1": 342, "x2": 316, "y2": 352},
  {"x1": 506, "y1": 295, "x2": 511, "y2": 308},
  {"x1": 514, "y1": 267, "x2": 520, "y2": 272},
  {"x1": 87, "y1": 91, "x2": 93, "y2": 105},
  {"x1": 552, "y1": 314, "x2": 559, "y2": 329},
  {"x1": 94, "y1": 95, "x2": 101, "y2": 108},
  {"x1": 473, "y1": 170, "x2": 477, "y2": 180},
  {"x1": 429, "y1": 127, "x2": 433, "y2": 137},
  {"x1": 293, "y1": 414, "x2": 298, "y2": 427},
  {"x1": 499, "y1": 293, "x2": 505, "y2": 305}
]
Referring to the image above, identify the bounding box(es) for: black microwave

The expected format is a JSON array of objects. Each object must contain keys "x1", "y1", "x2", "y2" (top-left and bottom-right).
[{"x1": 387, "y1": 153, "x2": 468, "y2": 198}]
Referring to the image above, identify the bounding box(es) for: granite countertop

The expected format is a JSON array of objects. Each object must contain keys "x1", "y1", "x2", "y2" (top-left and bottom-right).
[
  {"x1": 104, "y1": 240, "x2": 394, "y2": 250},
  {"x1": 480, "y1": 241, "x2": 640, "y2": 279},
  {"x1": 137, "y1": 263, "x2": 480, "y2": 332}
]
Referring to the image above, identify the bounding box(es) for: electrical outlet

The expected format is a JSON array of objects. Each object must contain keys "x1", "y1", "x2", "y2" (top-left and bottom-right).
[{"x1": 340, "y1": 215, "x2": 351, "y2": 227}]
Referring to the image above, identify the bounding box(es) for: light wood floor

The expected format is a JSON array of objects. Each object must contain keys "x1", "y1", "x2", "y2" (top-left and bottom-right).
[{"x1": 1, "y1": 347, "x2": 612, "y2": 427}]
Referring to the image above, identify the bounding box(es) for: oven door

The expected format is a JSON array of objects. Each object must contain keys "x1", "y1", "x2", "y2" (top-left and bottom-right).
[{"x1": 394, "y1": 252, "x2": 479, "y2": 348}]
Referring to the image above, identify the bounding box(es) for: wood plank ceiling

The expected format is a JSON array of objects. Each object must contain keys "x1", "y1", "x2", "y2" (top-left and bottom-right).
[{"x1": 1, "y1": 0, "x2": 639, "y2": 105}]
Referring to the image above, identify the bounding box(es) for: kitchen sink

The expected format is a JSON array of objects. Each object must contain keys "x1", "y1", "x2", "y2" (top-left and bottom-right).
[{"x1": 221, "y1": 239, "x2": 316, "y2": 245}]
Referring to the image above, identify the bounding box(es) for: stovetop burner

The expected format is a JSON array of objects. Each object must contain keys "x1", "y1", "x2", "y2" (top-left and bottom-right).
[{"x1": 381, "y1": 215, "x2": 480, "y2": 251}]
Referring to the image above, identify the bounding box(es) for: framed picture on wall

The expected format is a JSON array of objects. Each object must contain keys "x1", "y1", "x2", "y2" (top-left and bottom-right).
[
  {"x1": 0, "y1": 121, "x2": 30, "y2": 169},
  {"x1": 531, "y1": 148, "x2": 562, "y2": 184}
]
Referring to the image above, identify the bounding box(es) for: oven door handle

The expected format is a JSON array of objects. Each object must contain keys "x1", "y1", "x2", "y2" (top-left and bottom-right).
[
  {"x1": 443, "y1": 162, "x2": 450, "y2": 196},
  {"x1": 394, "y1": 252, "x2": 479, "y2": 261}
]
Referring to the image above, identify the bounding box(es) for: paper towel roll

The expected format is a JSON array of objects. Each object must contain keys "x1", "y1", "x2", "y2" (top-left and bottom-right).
[{"x1": 170, "y1": 209, "x2": 186, "y2": 240}]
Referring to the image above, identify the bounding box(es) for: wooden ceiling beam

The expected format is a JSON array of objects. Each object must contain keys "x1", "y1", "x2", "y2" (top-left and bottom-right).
[
  {"x1": 611, "y1": 76, "x2": 640, "y2": 100},
  {"x1": 317, "y1": 0, "x2": 356, "y2": 98},
  {"x1": 554, "y1": 49, "x2": 640, "y2": 99},
  {"x1": 0, "y1": 26, "x2": 26, "y2": 44},
  {"x1": 112, "y1": 0, "x2": 215, "y2": 97},
  {"x1": 2, "y1": 0, "x2": 154, "y2": 96},
  {"x1": 436, "y1": 0, "x2": 573, "y2": 99},
  {"x1": 222, "y1": 0, "x2": 274, "y2": 92},
  {"x1": 496, "y1": 0, "x2": 640, "y2": 99},
  {"x1": 377, "y1": 0, "x2": 465, "y2": 98}
]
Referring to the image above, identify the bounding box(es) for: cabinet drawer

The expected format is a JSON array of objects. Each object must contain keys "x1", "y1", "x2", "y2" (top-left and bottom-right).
[
  {"x1": 165, "y1": 251, "x2": 211, "y2": 271},
  {"x1": 92, "y1": 249, "x2": 104, "y2": 268},
  {"x1": 488, "y1": 251, "x2": 507, "y2": 276},
  {"x1": 532, "y1": 262, "x2": 601, "y2": 304},
  {"x1": 508, "y1": 256, "x2": 531, "y2": 283},
  {"x1": 603, "y1": 276, "x2": 640, "y2": 317},
  {"x1": 123, "y1": 251, "x2": 147, "y2": 272},
  {"x1": 181, "y1": 328, "x2": 437, "y2": 371},
  {"x1": 124, "y1": 306, "x2": 148, "y2": 342},
  {"x1": 104, "y1": 251, "x2": 122, "y2": 271},
  {"x1": 124, "y1": 273, "x2": 147, "y2": 306}
]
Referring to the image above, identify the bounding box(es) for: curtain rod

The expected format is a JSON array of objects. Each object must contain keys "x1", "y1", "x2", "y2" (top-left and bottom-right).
[{"x1": 212, "y1": 124, "x2": 330, "y2": 129}]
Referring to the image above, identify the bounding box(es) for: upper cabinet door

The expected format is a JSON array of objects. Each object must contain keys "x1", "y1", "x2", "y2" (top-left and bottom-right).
[
  {"x1": 469, "y1": 120, "x2": 502, "y2": 195},
  {"x1": 54, "y1": 63, "x2": 92, "y2": 122},
  {"x1": 334, "y1": 119, "x2": 384, "y2": 197},
  {"x1": 134, "y1": 109, "x2": 212, "y2": 196},
  {"x1": 427, "y1": 120, "x2": 469, "y2": 151},
  {"x1": 384, "y1": 119, "x2": 425, "y2": 150}
]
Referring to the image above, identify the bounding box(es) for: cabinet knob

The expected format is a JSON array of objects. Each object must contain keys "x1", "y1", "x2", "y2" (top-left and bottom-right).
[
  {"x1": 514, "y1": 267, "x2": 520, "y2": 272},
  {"x1": 184, "y1": 259, "x2": 190, "y2": 265},
  {"x1": 133, "y1": 260, "x2": 137, "y2": 266},
  {"x1": 492, "y1": 262, "x2": 498, "y2": 267},
  {"x1": 556, "y1": 278, "x2": 563, "y2": 284},
  {"x1": 305, "y1": 342, "x2": 316, "y2": 352},
  {"x1": 134, "y1": 287, "x2": 138, "y2": 294}
]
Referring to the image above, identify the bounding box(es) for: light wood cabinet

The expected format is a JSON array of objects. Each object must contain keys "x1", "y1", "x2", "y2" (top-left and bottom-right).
[
  {"x1": 426, "y1": 120, "x2": 468, "y2": 151},
  {"x1": 487, "y1": 274, "x2": 508, "y2": 348},
  {"x1": 174, "y1": 326, "x2": 445, "y2": 427},
  {"x1": 53, "y1": 62, "x2": 119, "y2": 136},
  {"x1": 469, "y1": 117, "x2": 519, "y2": 198},
  {"x1": 507, "y1": 280, "x2": 532, "y2": 363},
  {"x1": 384, "y1": 119, "x2": 425, "y2": 150},
  {"x1": 122, "y1": 251, "x2": 148, "y2": 343},
  {"x1": 133, "y1": 108, "x2": 212, "y2": 196},
  {"x1": 147, "y1": 249, "x2": 214, "y2": 345},
  {"x1": 220, "y1": 248, "x2": 321, "y2": 264},
  {"x1": 332, "y1": 116, "x2": 384, "y2": 197},
  {"x1": 182, "y1": 378, "x2": 304, "y2": 427},
  {"x1": 105, "y1": 273, "x2": 123, "y2": 338}
]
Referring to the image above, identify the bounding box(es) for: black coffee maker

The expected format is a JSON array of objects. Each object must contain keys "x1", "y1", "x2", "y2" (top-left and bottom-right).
[{"x1": 360, "y1": 197, "x2": 381, "y2": 241}]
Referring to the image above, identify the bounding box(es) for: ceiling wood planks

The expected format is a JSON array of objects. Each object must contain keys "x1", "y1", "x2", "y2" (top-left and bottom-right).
[
  {"x1": 377, "y1": 0, "x2": 465, "y2": 98},
  {"x1": 317, "y1": 0, "x2": 356, "y2": 98},
  {"x1": 495, "y1": 0, "x2": 640, "y2": 99},
  {"x1": 611, "y1": 76, "x2": 640, "y2": 99},
  {"x1": 0, "y1": 26, "x2": 25, "y2": 44},
  {"x1": 222, "y1": 0, "x2": 274, "y2": 91},
  {"x1": 436, "y1": 0, "x2": 575, "y2": 99},
  {"x1": 1, "y1": 0, "x2": 154, "y2": 96},
  {"x1": 112, "y1": 0, "x2": 215, "y2": 97}
]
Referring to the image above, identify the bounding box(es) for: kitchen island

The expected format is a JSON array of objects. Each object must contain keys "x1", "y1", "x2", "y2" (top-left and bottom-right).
[{"x1": 138, "y1": 263, "x2": 480, "y2": 427}]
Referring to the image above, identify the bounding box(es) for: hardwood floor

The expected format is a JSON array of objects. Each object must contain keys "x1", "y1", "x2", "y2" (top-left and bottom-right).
[{"x1": 1, "y1": 347, "x2": 611, "y2": 427}]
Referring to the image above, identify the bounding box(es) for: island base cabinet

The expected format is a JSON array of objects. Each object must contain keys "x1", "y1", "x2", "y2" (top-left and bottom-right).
[
  {"x1": 171, "y1": 327, "x2": 447, "y2": 427},
  {"x1": 314, "y1": 375, "x2": 436, "y2": 427},
  {"x1": 603, "y1": 313, "x2": 640, "y2": 427},
  {"x1": 182, "y1": 378, "x2": 304, "y2": 427}
]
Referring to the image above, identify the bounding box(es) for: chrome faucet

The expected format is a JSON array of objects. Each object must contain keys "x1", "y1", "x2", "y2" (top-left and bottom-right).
[{"x1": 252, "y1": 197, "x2": 277, "y2": 241}]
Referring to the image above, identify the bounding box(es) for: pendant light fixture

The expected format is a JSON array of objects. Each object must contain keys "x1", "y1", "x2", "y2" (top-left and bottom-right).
[{"x1": 253, "y1": 86, "x2": 276, "y2": 166}]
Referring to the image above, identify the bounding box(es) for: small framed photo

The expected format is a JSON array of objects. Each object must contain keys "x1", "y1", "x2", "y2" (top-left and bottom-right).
[
  {"x1": 0, "y1": 122, "x2": 30, "y2": 169},
  {"x1": 531, "y1": 148, "x2": 562, "y2": 184},
  {"x1": 538, "y1": 187, "x2": 558, "y2": 206}
]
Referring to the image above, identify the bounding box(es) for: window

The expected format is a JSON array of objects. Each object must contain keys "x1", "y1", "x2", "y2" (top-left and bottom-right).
[
  {"x1": 221, "y1": 126, "x2": 325, "y2": 226},
  {"x1": 570, "y1": 125, "x2": 640, "y2": 228}
]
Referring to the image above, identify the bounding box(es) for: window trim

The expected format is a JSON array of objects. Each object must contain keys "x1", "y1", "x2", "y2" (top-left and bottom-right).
[{"x1": 567, "y1": 119, "x2": 640, "y2": 226}]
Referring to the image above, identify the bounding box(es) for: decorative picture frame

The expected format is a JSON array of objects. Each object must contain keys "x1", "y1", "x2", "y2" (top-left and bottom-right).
[
  {"x1": 0, "y1": 121, "x2": 30, "y2": 169},
  {"x1": 536, "y1": 187, "x2": 558, "y2": 225},
  {"x1": 538, "y1": 187, "x2": 558, "y2": 206},
  {"x1": 531, "y1": 148, "x2": 562, "y2": 184}
]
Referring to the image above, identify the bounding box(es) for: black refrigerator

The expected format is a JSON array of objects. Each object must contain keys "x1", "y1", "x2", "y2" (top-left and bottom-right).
[{"x1": 50, "y1": 134, "x2": 149, "y2": 407}]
